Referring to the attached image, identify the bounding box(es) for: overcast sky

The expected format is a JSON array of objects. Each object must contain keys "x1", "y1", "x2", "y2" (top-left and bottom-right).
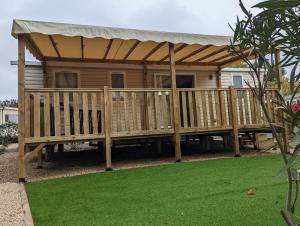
[{"x1": 0, "y1": 0, "x2": 261, "y2": 100}]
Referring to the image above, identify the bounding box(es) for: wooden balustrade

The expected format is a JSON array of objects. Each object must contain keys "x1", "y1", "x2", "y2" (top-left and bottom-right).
[
  {"x1": 24, "y1": 89, "x2": 105, "y2": 143},
  {"x1": 24, "y1": 87, "x2": 281, "y2": 144},
  {"x1": 109, "y1": 88, "x2": 174, "y2": 137}
]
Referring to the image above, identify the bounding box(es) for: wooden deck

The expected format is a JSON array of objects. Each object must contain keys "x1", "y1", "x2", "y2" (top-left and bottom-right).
[{"x1": 24, "y1": 87, "x2": 281, "y2": 144}]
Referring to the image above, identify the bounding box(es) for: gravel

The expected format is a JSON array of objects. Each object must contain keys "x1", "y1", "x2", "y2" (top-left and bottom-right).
[{"x1": 0, "y1": 182, "x2": 33, "y2": 226}]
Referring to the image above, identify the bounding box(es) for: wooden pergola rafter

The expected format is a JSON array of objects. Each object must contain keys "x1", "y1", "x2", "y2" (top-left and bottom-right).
[
  {"x1": 175, "y1": 45, "x2": 212, "y2": 63},
  {"x1": 159, "y1": 43, "x2": 188, "y2": 62},
  {"x1": 193, "y1": 46, "x2": 228, "y2": 63},
  {"x1": 123, "y1": 40, "x2": 140, "y2": 61},
  {"x1": 142, "y1": 42, "x2": 166, "y2": 61},
  {"x1": 103, "y1": 39, "x2": 113, "y2": 60},
  {"x1": 49, "y1": 35, "x2": 61, "y2": 58}
]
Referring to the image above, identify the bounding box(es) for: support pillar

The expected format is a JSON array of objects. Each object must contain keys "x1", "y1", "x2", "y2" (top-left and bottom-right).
[
  {"x1": 169, "y1": 43, "x2": 181, "y2": 162},
  {"x1": 104, "y1": 86, "x2": 112, "y2": 170},
  {"x1": 18, "y1": 35, "x2": 26, "y2": 182},
  {"x1": 229, "y1": 86, "x2": 240, "y2": 156}
]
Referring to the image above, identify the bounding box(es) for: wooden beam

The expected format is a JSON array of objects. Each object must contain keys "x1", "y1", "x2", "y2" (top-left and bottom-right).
[
  {"x1": 169, "y1": 42, "x2": 181, "y2": 162},
  {"x1": 104, "y1": 86, "x2": 112, "y2": 170},
  {"x1": 24, "y1": 34, "x2": 44, "y2": 61},
  {"x1": 229, "y1": 86, "x2": 240, "y2": 156},
  {"x1": 193, "y1": 46, "x2": 228, "y2": 63},
  {"x1": 159, "y1": 43, "x2": 188, "y2": 62},
  {"x1": 274, "y1": 49, "x2": 282, "y2": 90},
  {"x1": 81, "y1": 36, "x2": 84, "y2": 60},
  {"x1": 176, "y1": 45, "x2": 212, "y2": 63},
  {"x1": 44, "y1": 56, "x2": 220, "y2": 66},
  {"x1": 103, "y1": 39, "x2": 113, "y2": 60},
  {"x1": 142, "y1": 42, "x2": 165, "y2": 61},
  {"x1": 49, "y1": 35, "x2": 61, "y2": 58},
  {"x1": 18, "y1": 35, "x2": 26, "y2": 182},
  {"x1": 123, "y1": 40, "x2": 140, "y2": 61}
]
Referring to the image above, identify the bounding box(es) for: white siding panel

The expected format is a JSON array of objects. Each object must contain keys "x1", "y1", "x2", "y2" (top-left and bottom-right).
[{"x1": 221, "y1": 71, "x2": 257, "y2": 88}]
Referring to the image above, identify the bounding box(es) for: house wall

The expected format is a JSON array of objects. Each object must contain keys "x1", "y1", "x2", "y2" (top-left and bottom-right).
[{"x1": 25, "y1": 65, "x2": 44, "y2": 89}]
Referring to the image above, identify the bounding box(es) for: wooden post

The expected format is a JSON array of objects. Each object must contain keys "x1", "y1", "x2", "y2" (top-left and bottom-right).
[
  {"x1": 229, "y1": 86, "x2": 240, "y2": 156},
  {"x1": 18, "y1": 35, "x2": 26, "y2": 182},
  {"x1": 274, "y1": 49, "x2": 282, "y2": 90},
  {"x1": 169, "y1": 43, "x2": 181, "y2": 161},
  {"x1": 216, "y1": 67, "x2": 224, "y2": 126},
  {"x1": 142, "y1": 63, "x2": 148, "y2": 130},
  {"x1": 104, "y1": 86, "x2": 112, "y2": 170}
]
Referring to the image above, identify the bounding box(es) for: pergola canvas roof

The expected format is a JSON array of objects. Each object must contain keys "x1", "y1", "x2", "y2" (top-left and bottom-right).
[{"x1": 12, "y1": 19, "x2": 252, "y2": 66}]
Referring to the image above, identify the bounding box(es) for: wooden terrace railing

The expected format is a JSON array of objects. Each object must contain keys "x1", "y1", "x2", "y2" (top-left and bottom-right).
[{"x1": 24, "y1": 87, "x2": 281, "y2": 144}]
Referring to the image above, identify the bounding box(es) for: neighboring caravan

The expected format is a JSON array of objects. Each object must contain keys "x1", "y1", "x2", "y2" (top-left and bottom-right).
[
  {"x1": 11, "y1": 19, "x2": 284, "y2": 181},
  {"x1": 0, "y1": 107, "x2": 18, "y2": 125}
]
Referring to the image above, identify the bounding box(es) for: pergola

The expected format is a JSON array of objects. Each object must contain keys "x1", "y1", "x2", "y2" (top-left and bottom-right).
[{"x1": 12, "y1": 19, "x2": 258, "y2": 181}]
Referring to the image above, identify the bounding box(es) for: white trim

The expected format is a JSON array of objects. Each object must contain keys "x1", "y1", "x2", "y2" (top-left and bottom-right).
[{"x1": 231, "y1": 73, "x2": 244, "y2": 88}]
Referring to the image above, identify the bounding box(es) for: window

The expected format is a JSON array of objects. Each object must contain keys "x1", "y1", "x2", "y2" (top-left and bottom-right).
[
  {"x1": 55, "y1": 72, "x2": 78, "y2": 88},
  {"x1": 111, "y1": 73, "x2": 125, "y2": 100},
  {"x1": 111, "y1": 73, "x2": 125, "y2": 88},
  {"x1": 233, "y1": 75, "x2": 243, "y2": 88},
  {"x1": 5, "y1": 114, "x2": 18, "y2": 123},
  {"x1": 155, "y1": 74, "x2": 194, "y2": 88}
]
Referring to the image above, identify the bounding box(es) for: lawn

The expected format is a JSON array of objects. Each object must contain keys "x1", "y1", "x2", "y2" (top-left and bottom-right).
[{"x1": 26, "y1": 155, "x2": 299, "y2": 226}]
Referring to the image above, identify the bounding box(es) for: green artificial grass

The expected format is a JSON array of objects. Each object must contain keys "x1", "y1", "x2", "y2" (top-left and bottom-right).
[{"x1": 26, "y1": 155, "x2": 299, "y2": 226}]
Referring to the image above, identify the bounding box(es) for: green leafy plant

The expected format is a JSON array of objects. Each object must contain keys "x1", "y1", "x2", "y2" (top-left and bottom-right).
[
  {"x1": 0, "y1": 122, "x2": 18, "y2": 149},
  {"x1": 229, "y1": 0, "x2": 300, "y2": 225}
]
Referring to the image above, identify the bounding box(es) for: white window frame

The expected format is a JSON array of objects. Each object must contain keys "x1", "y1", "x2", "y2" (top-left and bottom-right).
[{"x1": 231, "y1": 74, "x2": 244, "y2": 88}]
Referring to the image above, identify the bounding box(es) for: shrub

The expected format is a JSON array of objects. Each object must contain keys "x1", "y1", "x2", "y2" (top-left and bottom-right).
[{"x1": 0, "y1": 122, "x2": 18, "y2": 148}]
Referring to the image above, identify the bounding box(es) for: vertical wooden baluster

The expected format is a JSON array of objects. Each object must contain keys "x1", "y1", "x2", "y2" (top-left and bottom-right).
[
  {"x1": 162, "y1": 92, "x2": 168, "y2": 130},
  {"x1": 266, "y1": 90, "x2": 272, "y2": 122},
  {"x1": 131, "y1": 92, "x2": 138, "y2": 131},
  {"x1": 220, "y1": 90, "x2": 226, "y2": 126},
  {"x1": 188, "y1": 91, "x2": 195, "y2": 128},
  {"x1": 33, "y1": 93, "x2": 40, "y2": 138},
  {"x1": 54, "y1": 92, "x2": 60, "y2": 136},
  {"x1": 63, "y1": 92, "x2": 70, "y2": 136},
  {"x1": 116, "y1": 92, "x2": 122, "y2": 131},
  {"x1": 44, "y1": 93, "x2": 50, "y2": 137},
  {"x1": 25, "y1": 92, "x2": 30, "y2": 137},
  {"x1": 147, "y1": 92, "x2": 153, "y2": 131},
  {"x1": 82, "y1": 92, "x2": 89, "y2": 134},
  {"x1": 249, "y1": 91, "x2": 256, "y2": 124},
  {"x1": 244, "y1": 90, "x2": 250, "y2": 124},
  {"x1": 208, "y1": 91, "x2": 214, "y2": 127},
  {"x1": 238, "y1": 91, "x2": 244, "y2": 126},
  {"x1": 195, "y1": 91, "x2": 201, "y2": 128},
  {"x1": 124, "y1": 92, "x2": 130, "y2": 131},
  {"x1": 181, "y1": 91, "x2": 188, "y2": 128},
  {"x1": 91, "y1": 92, "x2": 98, "y2": 134},
  {"x1": 215, "y1": 90, "x2": 221, "y2": 127},
  {"x1": 226, "y1": 90, "x2": 232, "y2": 125},
  {"x1": 154, "y1": 92, "x2": 161, "y2": 130},
  {"x1": 201, "y1": 91, "x2": 208, "y2": 128},
  {"x1": 73, "y1": 92, "x2": 80, "y2": 135}
]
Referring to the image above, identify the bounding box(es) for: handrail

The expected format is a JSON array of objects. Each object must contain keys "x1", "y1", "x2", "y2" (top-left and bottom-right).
[{"x1": 25, "y1": 88, "x2": 104, "y2": 92}]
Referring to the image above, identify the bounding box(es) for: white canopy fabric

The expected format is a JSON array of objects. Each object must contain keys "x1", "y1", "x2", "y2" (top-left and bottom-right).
[
  {"x1": 11, "y1": 19, "x2": 250, "y2": 66},
  {"x1": 12, "y1": 19, "x2": 232, "y2": 46}
]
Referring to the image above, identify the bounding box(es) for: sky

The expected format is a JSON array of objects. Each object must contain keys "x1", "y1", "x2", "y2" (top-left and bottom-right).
[{"x1": 0, "y1": 0, "x2": 261, "y2": 100}]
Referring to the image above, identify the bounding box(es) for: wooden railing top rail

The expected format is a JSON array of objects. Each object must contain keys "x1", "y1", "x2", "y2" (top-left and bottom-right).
[
  {"x1": 25, "y1": 88, "x2": 104, "y2": 92},
  {"x1": 110, "y1": 88, "x2": 172, "y2": 92}
]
